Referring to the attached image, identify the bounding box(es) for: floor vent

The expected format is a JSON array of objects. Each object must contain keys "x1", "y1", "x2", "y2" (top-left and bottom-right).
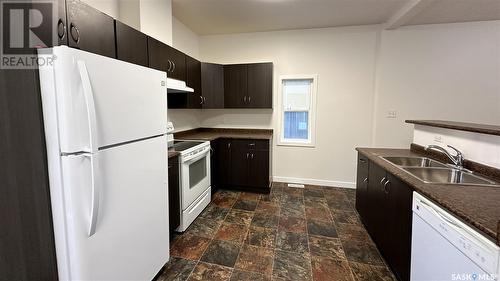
[{"x1": 288, "y1": 183, "x2": 305, "y2": 188}]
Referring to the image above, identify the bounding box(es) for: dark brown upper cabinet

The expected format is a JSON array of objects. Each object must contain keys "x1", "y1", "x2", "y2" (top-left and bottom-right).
[
  {"x1": 224, "y1": 64, "x2": 248, "y2": 108},
  {"x1": 66, "y1": 0, "x2": 116, "y2": 58},
  {"x1": 224, "y1": 63, "x2": 273, "y2": 109},
  {"x1": 201, "y1": 63, "x2": 224, "y2": 109},
  {"x1": 166, "y1": 45, "x2": 186, "y2": 81},
  {"x1": 247, "y1": 63, "x2": 273, "y2": 108},
  {"x1": 57, "y1": 0, "x2": 68, "y2": 46},
  {"x1": 186, "y1": 55, "x2": 202, "y2": 109},
  {"x1": 147, "y1": 36, "x2": 169, "y2": 72},
  {"x1": 115, "y1": 21, "x2": 148, "y2": 67}
]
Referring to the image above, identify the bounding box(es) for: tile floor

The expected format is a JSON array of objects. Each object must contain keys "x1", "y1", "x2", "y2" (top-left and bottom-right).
[{"x1": 157, "y1": 182, "x2": 396, "y2": 281}]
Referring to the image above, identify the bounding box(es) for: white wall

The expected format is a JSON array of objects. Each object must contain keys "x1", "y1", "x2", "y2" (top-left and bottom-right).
[
  {"x1": 172, "y1": 17, "x2": 200, "y2": 59},
  {"x1": 373, "y1": 21, "x2": 500, "y2": 147},
  {"x1": 199, "y1": 26, "x2": 380, "y2": 187},
  {"x1": 140, "y1": 0, "x2": 172, "y2": 45},
  {"x1": 118, "y1": 0, "x2": 141, "y2": 30}
]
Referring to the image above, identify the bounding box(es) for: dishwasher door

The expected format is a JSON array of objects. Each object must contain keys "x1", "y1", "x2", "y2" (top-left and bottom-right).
[{"x1": 411, "y1": 192, "x2": 499, "y2": 281}]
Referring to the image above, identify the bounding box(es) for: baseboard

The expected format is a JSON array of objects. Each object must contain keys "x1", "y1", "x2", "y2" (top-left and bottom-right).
[{"x1": 272, "y1": 176, "x2": 356, "y2": 189}]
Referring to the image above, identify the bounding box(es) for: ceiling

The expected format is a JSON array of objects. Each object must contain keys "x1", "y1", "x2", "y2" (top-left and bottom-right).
[{"x1": 172, "y1": 0, "x2": 500, "y2": 35}]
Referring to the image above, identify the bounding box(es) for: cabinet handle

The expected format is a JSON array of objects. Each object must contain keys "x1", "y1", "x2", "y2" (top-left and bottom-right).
[
  {"x1": 251, "y1": 153, "x2": 254, "y2": 159},
  {"x1": 246, "y1": 153, "x2": 249, "y2": 159},
  {"x1": 203, "y1": 97, "x2": 207, "y2": 103},
  {"x1": 248, "y1": 96, "x2": 251, "y2": 103},
  {"x1": 248, "y1": 143, "x2": 255, "y2": 146},
  {"x1": 200, "y1": 95, "x2": 203, "y2": 105},
  {"x1": 363, "y1": 177, "x2": 368, "y2": 185},
  {"x1": 380, "y1": 177, "x2": 387, "y2": 187},
  {"x1": 228, "y1": 142, "x2": 231, "y2": 149},
  {"x1": 172, "y1": 61, "x2": 176, "y2": 72},
  {"x1": 70, "y1": 23, "x2": 80, "y2": 44},
  {"x1": 244, "y1": 96, "x2": 247, "y2": 103},
  {"x1": 383, "y1": 180, "x2": 391, "y2": 194},
  {"x1": 167, "y1": 60, "x2": 172, "y2": 72},
  {"x1": 57, "y1": 19, "x2": 66, "y2": 40},
  {"x1": 359, "y1": 158, "x2": 367, "y2": 163}
]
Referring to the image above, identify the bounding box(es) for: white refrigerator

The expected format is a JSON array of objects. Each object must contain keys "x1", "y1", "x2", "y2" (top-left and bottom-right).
[{"x1": 38, "y1": 46, "x2": 170, "y2": 281}]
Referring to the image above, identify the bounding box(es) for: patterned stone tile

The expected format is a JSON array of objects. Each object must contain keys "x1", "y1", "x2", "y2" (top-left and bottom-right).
[
  {"x1": 349, "y1": 262, "x2": 396, "y2": 281},
  {"x1": 215, "y1": 222, "x2": 249, "y2": 243},
  {"x1": 224, "y1": 209, "x2": 254, "y2": 226},
  {"x1": 276, "y1": 231, "x2": 309, "y2": 253},
  {"x1": 235, "y1": 244, "x2": 274, "y2": 276},
  {"x1": 157, "y1": 257, "x2": 197, "y2": 281},
  {"x1": 199, "y1": 205, "x2": 230, "y2": 221},
  {"x1": 278, "y1": 216, "x2": 306, "y2": 233},
  {"x1": 233, "y1": 199, "x2": 258, "y2": 211},
  {"x1": 326, "y1": 196, "x2": 355, "y2": 211},
  {"x1": 212, "y1": 196, "x2": 238, "y2": 209},
  {"x1": 200, "y1": 240, "x2": 241, "y2": 267},
  {"x1": 336, "y1": 223, "x2": 372, "y2": 243},
  {"x1": 304, "y1": 197, "x2": 329, "y2": 209},
  {"x1": 185, "y1": 217, "x2": 221, "y2": 238},
  {"x1": 251, "y1": 213, "x2": 279, "y2": 228},
  {"x1": 303, "y1": 189, "x2": 324, "y2": 198},
  {"x1": 230, "y1": 270, "x2": 270, "y2": 281},
  {"x1": 246, "y1": 226, "x2": 277, "y2": 248},
  {"x1": 280, "y1": 193, "x2": 304, "y2": 204},
  {"x1": 282, "y1": 187, "x2": 303, "y2": 197},
  {"x1": 255, "y1": 201, "x2": 280, "y2": 215},
  {"x1": 170, "y1": 234, "x2": 211, "y2": 260},
  {"x1": 273, "y1": 250, "x2": 312, "y2": 281},
  {"x1": 260, "y1": 193, "x2": 281, "y2": 203},
  {"x1": 279, "y1": 201, "x2": 305, "y2": 218},
  {"x1": 305, "y1": 206, "x2": 332, "y2": 221},
  {"x1": 341, "y1": 240, "x2": 384, "y2": 265},
  {"x1": 187, "y1": 262, "x2": 232, "y2": 281},
  {"x1": 343, "y1": 189, "x2": 356, "y2": 202},
  {"x1": 331, "y1": 209, "x2": 361, "y2": 225},
  {"x1": 307, "y1": 219, "x2": 338, "y2": 238},
  {"x1": 239, "y1": 192, "x2": 262, "y2": 201},
  {"x1": 308, "y1": 236, "x2": 346, "y2": 260},
  {"x1": 311, "y1": 256, "x2": 354, "y2": 281}
]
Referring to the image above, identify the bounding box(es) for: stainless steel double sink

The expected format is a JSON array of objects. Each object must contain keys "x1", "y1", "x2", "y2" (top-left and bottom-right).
[{"x1": 381, "y1": 156, "x2": 499, "y2": 186}]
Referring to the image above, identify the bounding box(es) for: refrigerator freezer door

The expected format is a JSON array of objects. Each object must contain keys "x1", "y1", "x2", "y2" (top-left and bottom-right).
[
  {"x1": 41, "y1": 46, "x2": 167, "y2": 153},
  {"x1": 59, "y1": 136, "x2": 169, "y2": 280}
]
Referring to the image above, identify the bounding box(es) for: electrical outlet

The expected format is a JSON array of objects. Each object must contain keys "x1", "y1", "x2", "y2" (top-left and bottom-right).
[
  {"x1": 434, "y1": 135, "x2": 443, "y2": 143},
  {"x1": 387, "y1": 110, "x2": 397, "y2": 118}
]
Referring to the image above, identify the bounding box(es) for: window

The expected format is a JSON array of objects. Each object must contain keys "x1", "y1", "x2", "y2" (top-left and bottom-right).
[{"x1": 279, "y1": 75, "x2": 317, "y2": 146}]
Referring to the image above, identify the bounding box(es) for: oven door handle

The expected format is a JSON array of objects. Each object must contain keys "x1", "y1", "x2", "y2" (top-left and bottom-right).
[{"x1": 184, "y1": 150, "x2": 209, "y2": 164}]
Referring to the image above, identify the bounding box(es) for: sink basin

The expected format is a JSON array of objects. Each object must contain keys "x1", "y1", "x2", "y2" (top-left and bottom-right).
[
  {"x1": 403, "y1": 167, "x2": 499, "y2": 186},
  {"x1": 383, "y1": 156, "x2": 448, "y2": 168}
]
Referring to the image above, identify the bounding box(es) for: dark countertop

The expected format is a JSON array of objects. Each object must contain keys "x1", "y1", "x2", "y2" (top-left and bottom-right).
[
  {"x1": 168, "y1": 150, "x2": 180, "y2": 159},
  {"x1": 406, "y1": 120, "x2": 500, "y2": 136},
  {"x1": 356, "y1": 147, "x2": 500, "y2": 245},
  {"x1": 174, "y1": 128, "x2": 273, "y2": 141}
]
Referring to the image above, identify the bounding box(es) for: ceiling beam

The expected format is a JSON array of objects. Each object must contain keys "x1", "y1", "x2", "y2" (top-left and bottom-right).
[{"x1": 384, "y1": 0, "x2": 436, "y2": 30}]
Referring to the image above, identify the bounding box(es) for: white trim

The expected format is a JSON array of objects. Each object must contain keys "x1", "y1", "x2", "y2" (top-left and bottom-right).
[
  {"x1": 272, "y1": 176, "x2": 356, "y2": 189},
  {"x1": 277, "y1": 74, "x2": 318, "y2": 147}
]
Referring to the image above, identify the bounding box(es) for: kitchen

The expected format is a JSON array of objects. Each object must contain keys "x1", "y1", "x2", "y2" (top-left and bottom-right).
[{"x1": 1, "y1": 0, "x2": 499, "y2": 281}]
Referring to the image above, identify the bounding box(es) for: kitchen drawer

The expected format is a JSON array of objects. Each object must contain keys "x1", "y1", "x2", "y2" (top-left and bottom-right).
[{"x1": 233, "y1": 139, "x2": 269, "y2": 151}]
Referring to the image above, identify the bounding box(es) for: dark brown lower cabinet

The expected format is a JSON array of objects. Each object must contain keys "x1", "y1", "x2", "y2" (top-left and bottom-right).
[
  {"x1": 168, "y1": 156, "x2": 180, "y2": 233},
  {"x1": 0, "y1": 67, "x2": 58, "y2": 280},
  {"x1": 213, "y1": 139, "x2": 271, "y2": 193},
  {"x1": 356, "y1": 158, "x2": 413, "y2": 281}
]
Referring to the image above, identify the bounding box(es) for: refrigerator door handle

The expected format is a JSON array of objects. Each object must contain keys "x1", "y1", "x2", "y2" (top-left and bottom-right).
[
  {"x1": 85, "y1": 152, "x2": 100, "y2": 237},
  {"x1": 77, "y1": 60, "x2": 99, "y2": 153}
]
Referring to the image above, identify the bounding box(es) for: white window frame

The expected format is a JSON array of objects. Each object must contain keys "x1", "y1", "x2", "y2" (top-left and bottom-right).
[{"x1": 278, "y1": 74, "x2": 318, "y2": 147}]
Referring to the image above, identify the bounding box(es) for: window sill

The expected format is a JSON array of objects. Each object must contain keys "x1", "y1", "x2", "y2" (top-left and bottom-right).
[{"x1": 277, "y1": 141, "x2": 315, "y2": 148}]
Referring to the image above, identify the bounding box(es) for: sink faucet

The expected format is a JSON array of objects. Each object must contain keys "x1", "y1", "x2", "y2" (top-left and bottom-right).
[{"x1": 425, "y1": 144, "x2": 464, "y2": 169}]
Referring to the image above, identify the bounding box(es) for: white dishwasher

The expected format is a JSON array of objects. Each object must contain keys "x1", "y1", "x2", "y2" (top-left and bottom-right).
[{"x1": 411, "y1": 192, "x2": 499, "y2": 281}]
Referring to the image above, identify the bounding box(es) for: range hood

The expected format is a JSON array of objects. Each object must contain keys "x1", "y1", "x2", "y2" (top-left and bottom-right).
[{"x1": 167, "y1": 78, "x2": 194, "y2": 93}]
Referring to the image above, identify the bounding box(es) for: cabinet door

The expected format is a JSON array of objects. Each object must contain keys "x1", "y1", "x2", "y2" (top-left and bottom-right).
[
  {"x1": 168, "y1": 156, "x2": 180, "y2": 232},
  {"x1": 115, "y1": 21, "x2": 148, "y2": 67},
  {"x1": 355, "y1": 154, "x2": 369, "y2": 221},
  {"x1": 201, "y1": 63, "x2": 224, "y2": 108},
  {"x1": 210, "y1": 140, "x2": 219, "y2": 193},
  {"x1": 387, "y1": 174, "x2": 413, "y2": 281},
  {"x1": 224, "y1": 64, "x2": 247, "y2": 108},
  {"x1": 56, "y1": 0, "x2": 68, "y2": 45},
  {"x1": 216, "y1": 139, "x2": 232, "y2": 187},
  {"x1": 247, "y1": 63, "x2": 273, "y2": 108},
  {"x1": 229, "y1": 140, "x2": 250, "y2": 186},
  {"x1": 248, "y1": 150, "x2": 270, "y2": 190},
  {"x1": 66, "y1": 0, "x2": 116, "y2": 58},
  {"x1": 147, "y1": 37, "x2": 169, "y2": 72},
  {"x1": 186, "y1": 56, "x2": 202, "y2": 109},
  {"x1": 166, "y1": 46, "x2": 186, "y2": 81},
  {"x1": 365, "y1": 163, "x2": 387, "y2": 245}
]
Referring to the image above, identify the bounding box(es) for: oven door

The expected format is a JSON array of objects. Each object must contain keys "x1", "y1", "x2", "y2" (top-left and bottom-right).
[{"x1": 180, "y1": 147, "x2": 211, "y2": 209}]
